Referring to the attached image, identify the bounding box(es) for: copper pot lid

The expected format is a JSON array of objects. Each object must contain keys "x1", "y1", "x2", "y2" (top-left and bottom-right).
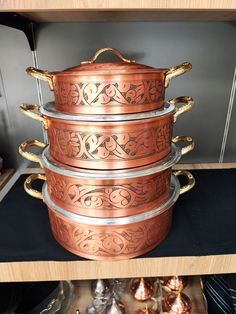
[
  {"x1": 40, "y1": 101, "x2": 175, "y2": 122},
  {"x1": 47, "y1": 47, "x2": 169, "y2": 76},
  {"x1": 42, "y1": 174, "x2": 180, "y2": 226},
  {"x1": 41, "y1": 143, "x2": 181, "y2": 180}
]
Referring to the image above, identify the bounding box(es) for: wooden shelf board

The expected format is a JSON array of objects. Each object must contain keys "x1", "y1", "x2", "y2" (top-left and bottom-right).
[
  {"x1": 0, "y1": 254, "x2": 235, "y2": 283},
  {"x1": 68, "y1": 276, "x2": 206, "y2": 314},
  {"x1": 19, "y1": 11, "x2": 236, "y2": 22},
  {"x1": 0, "y1": 169, "x2": 15, "y2": 190},
  {"x1": 1, "y1": 1, "x2": 236, "y2": 22},
  {"x1": 1, "y1": 0, "x2": 236, "y2": 11}
]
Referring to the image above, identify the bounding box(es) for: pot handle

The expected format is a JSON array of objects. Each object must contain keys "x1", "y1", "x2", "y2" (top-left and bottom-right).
[
  {"x1": 81, "y1": 47, "x2": 135, "y2": 64},
  {"x1": 172, "y1": 135, "x2": 194, "y2": 156},
  {"x1": 165, "y1": 62, "x2": 192, "y2": 88},
  {"x1": 24, "y1": 173, "x2": 46, "y2": 200},
  {"x1": 26, "y1": 67, "x2": 54, "y2": 90},
  {"x1": 20, "y1": 104, "x2": 47, "y2": 128},
  {"x1": 19, "y1": 140, "x2": 46, "y2": 167},
  {"x1": 169, "y1": 96, "x2": 194, "y2": 122},
  {"x1": 174, "y1": 170, "x2": 195, "y2": 195}
]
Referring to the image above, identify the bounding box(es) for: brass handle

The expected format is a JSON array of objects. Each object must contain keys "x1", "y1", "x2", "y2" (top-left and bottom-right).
[
  {"x1": 26, "y1": 67, "x2": 54, "y2": 90},
  {"x1": 174, "y1": 170, "x2": 195, "y2": 195},
  {"x1": 81, "y1": 47, "x2": 135, "y2": 64},
  {"x1": 24, "y1": 173, "x2": 46, "y2": 200},
  {"x1": 20, "y1": 104, "x2": 47, "y2": 128},
  {"x1": 169, "y1": 96, "x2": 194, "y2": 122},
  {"x1": 19, "y1": 140, "x2": 46, "y2": 167},
  {"x1": 165, "y1": 62, "x2": 192, "y2": 88},
  {"x1": 172, "y1": 135, "x2": 195, "y2": 156}
]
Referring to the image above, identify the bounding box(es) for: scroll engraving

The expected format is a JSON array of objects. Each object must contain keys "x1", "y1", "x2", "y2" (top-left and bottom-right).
[
  {"x1": 46, "y1": 169, "x2": 170, "y2": 211},
  {"x1": 48, "y1": 122, "x2": 172, "y2": 162},
  {"x1": 48, "y1": 208, "x2": 171, "y2": 258},
  {"x1": 54, "y1": 80, "x2": 164, "y2": 108}
]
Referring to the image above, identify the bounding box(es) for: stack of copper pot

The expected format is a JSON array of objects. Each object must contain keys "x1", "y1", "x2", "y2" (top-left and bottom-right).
[{"x1": 19, "y1": 47, "x2": 195, "y2": 260}]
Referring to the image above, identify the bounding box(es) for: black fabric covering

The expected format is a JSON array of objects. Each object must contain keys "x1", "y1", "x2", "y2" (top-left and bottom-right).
[
  {"x1": 203, "y1": 274, "x2": 236, "y2": 314},
  {"x1": 0, "y1": 170, "x2": 236, "y2": 262}
]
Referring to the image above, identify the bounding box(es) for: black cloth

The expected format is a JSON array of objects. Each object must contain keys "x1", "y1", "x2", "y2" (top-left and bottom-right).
[
  {"x1": 0, "y1": 170, "x2": 236, "y2": 261},
  {"x1": 203, "y1": 274, "x2": 236, "y2": 314}
]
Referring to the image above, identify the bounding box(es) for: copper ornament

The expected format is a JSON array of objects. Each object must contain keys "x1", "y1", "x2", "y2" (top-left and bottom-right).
[
  {"x1": 19, "y1": 142, "x2": 194, "y2": 218},
  {"x1": 164, "y1": 277, "x2": 187, "y2": 292},
  {"x1": 134, "y1": 304, "x2": 159, "y2": 314},
  {"x1": 23, "y1": 173, "x2": 195, "y2": 260},
  {"x1": 26, "y1": 47, "x2": 192, "y2": 115},
  {"x1": 91, "y1": 279, "x2": 110, "y2": 298},
  {"x1": 105, "y1": 297, "x2": 126, "y2": 314},
  {"x1": 20, "y1": 95, "x2": 193, "y2": 170},
  {"x1": 164, "y1": 291, "x2": 191, "y2": 314},
  {"x1": 129, "y1": 278, "x2": 154, "y2": 301}
]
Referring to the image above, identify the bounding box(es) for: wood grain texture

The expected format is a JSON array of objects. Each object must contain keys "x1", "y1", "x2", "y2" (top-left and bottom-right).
[
  {"x1": 68, "y1": 277, "x2": 206, "y2": 314},
  {"x1": 0, "y1": 254, "x2": 236, "y2": 282},
  {"x1": 2, "y1": 0, "x2": 236, "y2": 22},
  {"x1": 1, "y1": 0, "x2": 236, "y2": 11},
  {"x1": 20, "y1": 11, "x2": 236, "y2": 22},
  {"x1": 0, "y1": 169, "x2": 15, "y2": 190}
]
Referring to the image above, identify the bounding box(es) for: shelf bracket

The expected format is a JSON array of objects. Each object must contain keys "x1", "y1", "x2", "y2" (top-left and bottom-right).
[{"x1": 0, "y1": 12, "x2": 38, "y2": 51}]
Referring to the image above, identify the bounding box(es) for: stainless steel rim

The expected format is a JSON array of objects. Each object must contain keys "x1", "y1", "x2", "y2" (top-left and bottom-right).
[
  {"x1": 41, "y1": 143, "x2": 181, "y2": 180},
  {"x1": 40, "y1": 102, "x2": 175, "y2": 122},
  {"x1": 42, "y1": 174, "x2": 180, "y2": 225}
]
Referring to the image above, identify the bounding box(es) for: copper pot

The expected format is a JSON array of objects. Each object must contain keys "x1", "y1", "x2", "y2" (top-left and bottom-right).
[
  {"x1": 19, "y1": 140, "x2": 194, "y2": 218},
  {"x1": 26, "y1": 47, "x2": 192, "y2": 115},
  {"x1": 20, "y1": 96, "x2": 193, "y2": 170},
  {"x1": 23, "y1": 172, "x2": 195, "y2": 260}
]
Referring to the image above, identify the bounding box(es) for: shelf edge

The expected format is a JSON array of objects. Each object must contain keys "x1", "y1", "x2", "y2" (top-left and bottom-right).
[{"x1": 0, "y1": 254, "x2": 236, "y2": 282}]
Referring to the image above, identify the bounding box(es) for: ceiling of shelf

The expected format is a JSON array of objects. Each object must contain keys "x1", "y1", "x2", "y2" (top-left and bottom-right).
[
  {"x1": 18, "y1": 10, "x2": 236, "y2": 22},
  {"x1": 1, "y1": 0, "x2": 236, "y2": 22}
]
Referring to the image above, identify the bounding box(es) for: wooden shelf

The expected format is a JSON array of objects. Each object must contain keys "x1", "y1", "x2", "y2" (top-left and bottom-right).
[
  {"x1": 0, "y1": 169, "x2": 15, "y2": 190},
  {"x1": 1, "y1": 255, "x2": 236, "y2": 283},
  {"x1": 1, "y1": 0, "x2": 236, "y2": 21}
]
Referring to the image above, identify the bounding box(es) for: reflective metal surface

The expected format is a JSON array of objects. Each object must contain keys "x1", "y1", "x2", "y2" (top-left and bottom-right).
[{"x1": 26, "y1": 47, "x2": 191, "y2": 115}]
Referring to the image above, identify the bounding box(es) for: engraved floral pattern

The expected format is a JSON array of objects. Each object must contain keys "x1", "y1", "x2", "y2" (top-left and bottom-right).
[
  {"x1": 48, "y1": 122, "x2": 172, "y2": 162},
  {"x1": 54, "y1": 80, "x2": 164, "y2": 108},
  {"x1": 46, "y1": 169, "x2": 170, "y2": 212},
  {"x1": 48, "y1": 208, "x2": 171, "y2": 258}
]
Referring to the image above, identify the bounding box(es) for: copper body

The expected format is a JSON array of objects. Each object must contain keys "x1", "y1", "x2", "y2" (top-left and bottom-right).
[
  {"x1": 129, "y1": 277, "x2": 154, "y2": 301},
  {"x1": 23, "y1": 172, "x2": 195, "y2": 260},
  {"x1": 46, "y1": 113, "x2": 173, "y2": 170},
  {"x1": 53, "y1": 71, "x2": 166, "y2": 115},
  {"x1": 26, "y1": 47, "x2": 191, "y2": 115},
  {"x1": 164, "y1": 292, "x2": 191, "y2": 314},
  {"x1": 134, "y1": 308, "x2": 158, "y2": 314},
  {"x1": 44, "y1": 164, "x2": 171, "y2": 218},
  {"x1": 164, "y1": 276, "x2": 187, "y2": 292},
  {"x1": 47, "y1": 203, "x2": 173, "y2": 260}
]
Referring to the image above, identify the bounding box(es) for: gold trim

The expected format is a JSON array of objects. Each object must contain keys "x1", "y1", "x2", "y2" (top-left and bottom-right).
[
  {"x1": 174, "y1": 170, "x2": 195, "y2": 195},
  {"x1": 165, "y1": 62, "x2": 192, "y2": 87},
  {"x1": 81, "y1": 47, "x2": 135, "y2": 64},
  {"x1": 19, "y1": 140, "x2": 46, "y2": 167},
  {"x1": 172, "y1": 135, "x2": 195, "y2": 156},
  {"x1": 170, "y1": 96, "x2": 194, "y2": 122},
  {"x1": 24, "y1": 173, "x2": 46, "y2": 200},
  {"x1": 26, "y1": 67, "x2": 54, "y2": 90}
]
